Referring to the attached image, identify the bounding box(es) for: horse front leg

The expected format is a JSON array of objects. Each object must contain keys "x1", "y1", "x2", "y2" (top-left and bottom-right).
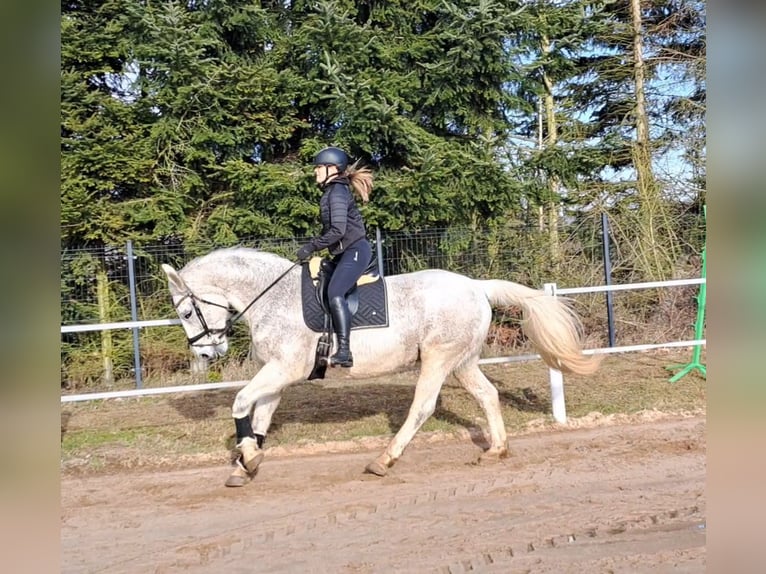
[
  {"x1": 225, "y1": 362, "x2": 294, "y2": 487},
  {"x1": 250, "y1": 392, "x2": 283, "y2": 447}
]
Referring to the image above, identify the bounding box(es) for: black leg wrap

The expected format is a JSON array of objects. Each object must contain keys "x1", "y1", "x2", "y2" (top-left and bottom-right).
[
  {"x1": 255, "y1": 433, "x2": 266, "y2": 449},
  {"x1": 235, "y1": 416, "x2": 255, "y2": 443}
]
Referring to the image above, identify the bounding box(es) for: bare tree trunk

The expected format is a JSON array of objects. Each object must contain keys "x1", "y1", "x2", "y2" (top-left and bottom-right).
[
  {"x1": 630, "y1": 0, "x2": 673, "y2": 280},
  {"x1": 96, "y1": 268, "x2": 114, "y2": 386},
  {"x1": 536, "y1": 97, "x2": 544, "y2": 232},
  {"x1": 190, "y1": 356, "x2": 209, "y2": 384},
  {"x1": 631, "y1": 0, "x2": 652, "y2": 170},
  {"x1": 541, "y1": 34, "x2": 561, "y2": 264}
]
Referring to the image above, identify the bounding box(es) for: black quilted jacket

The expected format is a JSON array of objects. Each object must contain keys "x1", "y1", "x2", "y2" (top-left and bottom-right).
[{"x1": 309, "y1": 176, "x2": 367, "y2": 256}]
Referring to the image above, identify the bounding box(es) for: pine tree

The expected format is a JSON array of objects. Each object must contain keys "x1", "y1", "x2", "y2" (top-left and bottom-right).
[
  {"x1": 575, "y1": 0, "x2": 706, "y2": 279},
  {"x1": 62, "y1": 0, "x2": 529, "y2": 243},
  {"x1": 505, "y1": 0, "x2": 618, "y2": 263},
  {"x1": 61, "y1": 0, "x2": 704, "y2": 254}
]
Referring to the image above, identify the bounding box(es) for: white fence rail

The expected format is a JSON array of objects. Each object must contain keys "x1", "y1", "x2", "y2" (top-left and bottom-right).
[
  {"x1": 61, "y1": 318, "x2": 181, "y2": 333},
  {"x1": 541, "y1": 279, "x2": 706, "y2": 422},
  {"x1": 61, "y1": 277, "x2": 707, "y2": 423}
]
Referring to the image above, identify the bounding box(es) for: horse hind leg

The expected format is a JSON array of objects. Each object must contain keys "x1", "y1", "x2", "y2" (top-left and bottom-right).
[
  {"x1": 453, "y1": 361, "x2": 509, "y2": 462},
  {"x1": 364, "y1": 357, "x2": 450, "y2": 477}
]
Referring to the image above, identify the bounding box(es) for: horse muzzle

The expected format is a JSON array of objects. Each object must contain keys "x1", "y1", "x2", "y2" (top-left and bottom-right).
[{"x1": 191, "y1": 340, "x2": 228, "y2": 360}]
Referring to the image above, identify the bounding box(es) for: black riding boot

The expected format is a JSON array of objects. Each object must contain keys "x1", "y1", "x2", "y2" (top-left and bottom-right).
[{"x1": 328, "y1": 296, "x2": 353, "y2": 367}]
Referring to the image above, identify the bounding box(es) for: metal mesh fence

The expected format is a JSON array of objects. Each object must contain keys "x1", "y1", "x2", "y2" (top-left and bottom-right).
[
  {"x1": 60, "y1": 223, "x2": 609, "y2": 321},
  {"x1": 60, "y1": 218, "x2": 706, "y2": 391}
]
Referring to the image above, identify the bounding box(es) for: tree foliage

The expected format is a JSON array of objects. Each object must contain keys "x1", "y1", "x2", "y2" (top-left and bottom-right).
[{"x1": 61, "y1": 0, "x2": 705, "y2": 251}]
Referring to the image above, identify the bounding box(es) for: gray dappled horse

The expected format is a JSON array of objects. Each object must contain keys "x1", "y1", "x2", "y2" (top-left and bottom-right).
[{"x1": 162, "y1": 247, "x2": 600, "y2": 487}]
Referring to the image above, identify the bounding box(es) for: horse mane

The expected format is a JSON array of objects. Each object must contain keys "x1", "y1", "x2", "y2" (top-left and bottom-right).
[{"x1": 182, "y1": 247, "x2": 289, "y2": 276}]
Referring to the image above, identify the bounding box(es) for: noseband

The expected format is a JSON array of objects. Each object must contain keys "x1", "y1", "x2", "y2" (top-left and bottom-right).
[{"x1": 175, "y1": 261, "x2": 300, "y2": 347}]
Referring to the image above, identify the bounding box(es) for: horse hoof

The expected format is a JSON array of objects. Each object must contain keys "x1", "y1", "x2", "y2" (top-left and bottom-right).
[
  {"x1": 225, "y1": 466, "x2": 252, "y2": 487},
  {"x1": 364, "y1": 461, "x2": 388, "y2": 477},
  {"x1": 478, "y1": 448, "x2": 510, "y2": 463}
]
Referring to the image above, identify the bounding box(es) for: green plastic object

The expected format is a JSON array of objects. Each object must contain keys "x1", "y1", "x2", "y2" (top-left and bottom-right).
[{"x1": 667, "y1": 206, "x2": 707, "y2": 382}]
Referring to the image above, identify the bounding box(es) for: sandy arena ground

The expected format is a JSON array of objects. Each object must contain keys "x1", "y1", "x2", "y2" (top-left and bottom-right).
[{"x1": 61, "y1": 412, "x2": 705, "y2": 573}]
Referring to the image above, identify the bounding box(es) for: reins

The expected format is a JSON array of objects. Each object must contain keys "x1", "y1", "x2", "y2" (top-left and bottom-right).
[{"x1": 180, "y1": 261, "x2": 300, "y2": 346}]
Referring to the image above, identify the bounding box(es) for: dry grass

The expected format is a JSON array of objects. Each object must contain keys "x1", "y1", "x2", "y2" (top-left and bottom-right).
[{"x1": 60, "y1": 348, "x2": 706, "y2": 475}]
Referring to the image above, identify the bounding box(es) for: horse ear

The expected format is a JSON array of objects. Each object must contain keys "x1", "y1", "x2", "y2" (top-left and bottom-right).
[{"x1": 161, "y1": 264, "x2": 189, "y2": 296}]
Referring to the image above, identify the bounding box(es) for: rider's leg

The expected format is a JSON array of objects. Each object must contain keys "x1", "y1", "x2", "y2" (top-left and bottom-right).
[
  {"x1": 328, "y1": 295, "x2": 353, "y2": 366},
  {"x1": 327, "y1": 239, "x2": 372, "y2": 367}
]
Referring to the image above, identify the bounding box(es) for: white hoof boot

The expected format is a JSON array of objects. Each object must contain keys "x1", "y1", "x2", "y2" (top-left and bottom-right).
[{"x1": 236, "y1": 437, "x2": 264, "y2": 474}]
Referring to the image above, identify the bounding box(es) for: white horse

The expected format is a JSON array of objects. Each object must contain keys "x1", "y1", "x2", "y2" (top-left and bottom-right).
[{"x1": 162, "y1": 247, "x2": 599, "y2": 487}]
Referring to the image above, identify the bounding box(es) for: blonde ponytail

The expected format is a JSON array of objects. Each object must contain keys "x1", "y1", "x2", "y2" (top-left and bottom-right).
[{"x1": 346, "y1": 160, "x2": 373, "y2": 203}]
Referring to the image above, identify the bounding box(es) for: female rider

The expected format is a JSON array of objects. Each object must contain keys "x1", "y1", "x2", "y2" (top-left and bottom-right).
[{"x1": 296, "y1": 146, "x2": 373, "y2": 367}]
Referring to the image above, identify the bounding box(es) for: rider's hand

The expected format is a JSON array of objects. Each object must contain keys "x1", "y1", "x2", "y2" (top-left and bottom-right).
[{"x1": 296, "y1": 244, "x2": 313, "y2": 262}]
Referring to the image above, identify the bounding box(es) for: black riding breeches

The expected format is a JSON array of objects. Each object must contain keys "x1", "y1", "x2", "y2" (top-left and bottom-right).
[{"x1": 327, "y1": 239, "x2": 372, "y2": 301}]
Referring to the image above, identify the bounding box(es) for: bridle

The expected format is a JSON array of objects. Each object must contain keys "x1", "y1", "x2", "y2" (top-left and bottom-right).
[
  {"x1": 175, "y1": 262, "x2": 300, "y2": 347},
  {"x1": 175, "y1": 293, "x2": 234, "y2": 346}
]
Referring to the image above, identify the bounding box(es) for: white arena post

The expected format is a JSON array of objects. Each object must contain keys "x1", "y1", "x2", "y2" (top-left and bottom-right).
[{"x1": 543, "y1": 282, "x2": 567, "y2": 424}]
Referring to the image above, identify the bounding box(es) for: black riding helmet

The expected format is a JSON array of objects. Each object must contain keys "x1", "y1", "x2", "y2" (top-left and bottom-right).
[{"x1": 313, "y1": 146, "x2": 349, "y2": 172}]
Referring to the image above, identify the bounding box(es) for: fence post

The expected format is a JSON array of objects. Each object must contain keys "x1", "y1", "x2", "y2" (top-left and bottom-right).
[
  {"x1": 543, "y1": 282, "x2": 567, "y2": 423},
  {"x1": 375, "y1": 227, "x2": 385, "y2": 277},
  {"x1": 126, "y1": 240, "x2": 143, "y2": 389},
  {"x1": 601, "y1": 212, "x2": 616, "y2": 347}
]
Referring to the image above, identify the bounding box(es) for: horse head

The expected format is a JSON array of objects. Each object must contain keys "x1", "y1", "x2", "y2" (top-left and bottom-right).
[{"x1": 161, "y1": 263, "x2": 232, "y2": 360}]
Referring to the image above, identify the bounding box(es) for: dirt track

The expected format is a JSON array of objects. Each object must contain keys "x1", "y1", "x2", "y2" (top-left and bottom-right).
[{"x1": 61, "y1": 413, "x2": 705, "y2": 573}]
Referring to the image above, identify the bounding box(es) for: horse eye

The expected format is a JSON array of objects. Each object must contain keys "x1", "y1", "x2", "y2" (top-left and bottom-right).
[{"x1": 182, "y1": 310, "x2": 193, "y2": 320}]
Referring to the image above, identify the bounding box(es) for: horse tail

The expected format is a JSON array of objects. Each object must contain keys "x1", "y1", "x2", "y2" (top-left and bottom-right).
[{"x1": 479, "y1": 280, "x2": 601, "y2": 376}]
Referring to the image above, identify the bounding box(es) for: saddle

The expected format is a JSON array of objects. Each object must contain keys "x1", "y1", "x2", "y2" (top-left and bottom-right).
[
  {"x1": 307, "y1": 255, "x2": 380, "y2": 315},
  {"x1": 301, "y1": 255, "x2": 389, "y2": 379}
]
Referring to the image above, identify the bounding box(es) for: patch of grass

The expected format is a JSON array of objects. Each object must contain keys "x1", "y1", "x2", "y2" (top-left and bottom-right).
[
  {"x1": 61, "y1": 349, "x2": 706, "y2": 474},
  {"x1": 63, "y1": 427, "x2": 146, "y2": 451}
]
